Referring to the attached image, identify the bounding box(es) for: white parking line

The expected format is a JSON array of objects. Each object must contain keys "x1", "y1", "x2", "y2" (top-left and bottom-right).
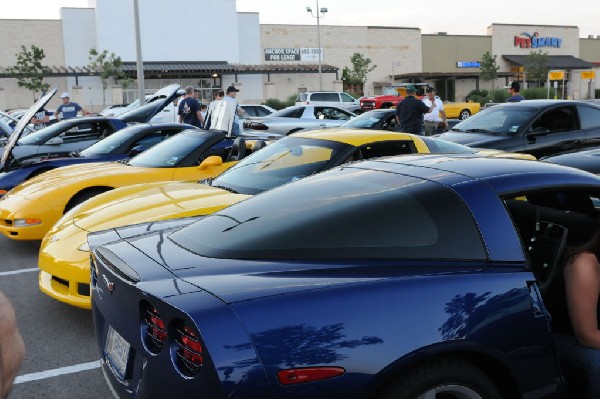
[
  {"x1": 14, "y1": 360, "x2": 101, "y2": 384},
  {"x1": 0, "y1": 268, "x2": 38, "y2": 277}
]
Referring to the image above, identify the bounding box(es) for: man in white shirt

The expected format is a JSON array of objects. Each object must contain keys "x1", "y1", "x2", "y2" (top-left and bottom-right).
[{"x1": 422, "y1": 87, "x2": 447, "y2": 136}]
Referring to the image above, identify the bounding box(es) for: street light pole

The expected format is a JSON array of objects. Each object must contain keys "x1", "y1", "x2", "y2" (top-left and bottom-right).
[
  {"x1": 133, "y1": 0, "x2": 145, "y2": 107},
  {"x1": 306, "y1": 1, "x2": 327, "y2": 91}
]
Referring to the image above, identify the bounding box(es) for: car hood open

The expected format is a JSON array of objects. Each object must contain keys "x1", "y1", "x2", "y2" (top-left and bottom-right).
[
  {"x1": 116, "y1": 84, "x2": 184, "y2": 123},
  {"x1": 0, "y1": 88, "x2": 57, "y2": 172}
]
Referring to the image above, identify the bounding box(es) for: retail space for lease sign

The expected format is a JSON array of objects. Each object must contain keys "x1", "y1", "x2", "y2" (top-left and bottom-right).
[{"x1": 264, "y1": 48, "x2": 323, "y2": 61}]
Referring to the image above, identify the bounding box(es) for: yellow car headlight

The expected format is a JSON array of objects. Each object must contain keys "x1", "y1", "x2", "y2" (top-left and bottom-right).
[{"x1": 13, "y1": 218, "x2": 42, "y2": 227}]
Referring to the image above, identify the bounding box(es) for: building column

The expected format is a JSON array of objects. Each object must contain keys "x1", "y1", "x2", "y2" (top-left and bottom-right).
[
  {"x1": 0, "y1": 88, "x2": 6, "y2": 111},
  {"x1": 263, "y1": 82, "x2": 275, "y2": 100}
]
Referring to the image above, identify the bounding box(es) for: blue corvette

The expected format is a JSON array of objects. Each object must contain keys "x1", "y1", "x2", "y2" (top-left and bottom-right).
[
  {"x1": 0, "y1": 122, "x2": 196, "y2": 196},
  {"x1": 89, "y1": 154, "x2": 600, "y2": 398}
]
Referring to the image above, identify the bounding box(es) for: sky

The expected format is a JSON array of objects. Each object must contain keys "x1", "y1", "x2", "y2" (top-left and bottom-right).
[{"x1": 2, "y1": 0, "x2": 600, "y2": 38}]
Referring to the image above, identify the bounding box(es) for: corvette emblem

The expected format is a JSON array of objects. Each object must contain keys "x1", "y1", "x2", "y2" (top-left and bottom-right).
[{"x1": 102, "y1": 274, "x2": 115, "y2": 294}]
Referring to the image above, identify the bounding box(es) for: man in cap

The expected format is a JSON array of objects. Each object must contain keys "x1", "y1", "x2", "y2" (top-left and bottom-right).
[
  {"x1": 54, "y1": 92, "x2": 88, "y2": 120},
  {"x1": 506, "y1": 81, "x2": 525, "y2": 102},
  {"x1": 223, "y1": 85, "x2": 244, "y2": 136},
  {"x1": 395, "y1": 84, "x2": 435, "y2": 135}
]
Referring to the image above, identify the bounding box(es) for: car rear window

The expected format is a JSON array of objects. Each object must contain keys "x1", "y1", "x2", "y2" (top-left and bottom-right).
[
  {"x1": 310, "y1": 93, "x2": 340, "y2": 102},
  {"x1": 170, "y1": 167, "x2": 487, "y2": 261}
]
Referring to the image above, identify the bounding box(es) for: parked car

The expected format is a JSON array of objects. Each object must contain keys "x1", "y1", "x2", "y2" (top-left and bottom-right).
[
  {"x1": 0, "y1": 85, "x2": 184, "y2": 171},
  {"x1": 541, "y1": 147, "x2": 600, "y2": 174},
  {"x1": 0, "y1": 122, "x2": 197, "y2": 196},
  {"x1": 39, "y1": 129, "x2": 535, "y2": 310},
  {"x1": 338, "y1": 109, "x2": 461, "y2": 132},
  {"x1": 436, "y1": 100, "x2": 600, "y2": 158},
  {"x1": 359, "y1": 83, "x2": 430, "y2": 111},
  {"x1": 0, "y1": 129, "x2": 238, "y2": 241},
  {"x1": 243, "y1": 105, "x2": 356, "y2": 136},
  {"x1": 88, "y1": 154, "x2": 599, "y2": 398},
  {"x1": 295, "y1": 91, "x2": 359, "y2": 110},
  {"x1": 99, "y1": 89, "x2": 185, "y2": 123},
  {"x1": 443, "y1": 100, "x2": 481, "y2": 120}
]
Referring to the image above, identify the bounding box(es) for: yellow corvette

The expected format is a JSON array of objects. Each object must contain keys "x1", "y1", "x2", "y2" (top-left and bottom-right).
[
  {"x1": 0, "y1": 129, "x2": 237, "y2": 241},
  {"x1": 443, "y1": 100, "x2": 481, "y2": 120},
  {"x1": 38, "y1": 129, "x2": 537, "y2": 309}
]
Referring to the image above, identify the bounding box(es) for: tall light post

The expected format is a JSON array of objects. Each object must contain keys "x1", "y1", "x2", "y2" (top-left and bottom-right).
[
  {"x1": 133, "y1": 0, "x2": 145, "y2": 107},
  {"x1": 306, "y1": 1, "x2": 327, "y2": 91}
]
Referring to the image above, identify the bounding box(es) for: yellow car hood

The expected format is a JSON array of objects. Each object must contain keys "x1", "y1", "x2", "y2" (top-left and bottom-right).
[
  {"x1": 71, "y1": 181, "x2": 250, "y2": 233},
  {"x1": 9, "y1": 162, "x2": 162, "y2": 202}
]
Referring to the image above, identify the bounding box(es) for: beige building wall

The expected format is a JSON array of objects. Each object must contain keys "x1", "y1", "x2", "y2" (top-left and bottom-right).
[
  {"x1": 0, "y1": 20, "x2": 68, "y2": 110},
  {"x1": 261, "y1": 24, "x2": 422, "y2": 98}
]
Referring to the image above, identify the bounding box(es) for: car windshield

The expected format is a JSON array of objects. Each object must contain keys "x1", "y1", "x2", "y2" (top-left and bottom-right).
[
  {"x1": 79, "y1": 125, "x2": 147, "y2": 156},
  {"x1": 271, "y1": 107, "x2": 305, "y2": 118},
  {"x1": 211, "y1": 137, "x2": 350, "y2": 195},
  {"x1": 452, "y1": 106, "x2": 538, "y2": 134},
  {"x1": 383, "y1": 87, "x2": 400, "y2": 96},
  {"x1": 340, "y1": 111, "x2": 392, "y2": 128},
  {"x1": 18, "y1": 120, "x2": 80, "y2": 145},
  {"x1": 128, "y1": 131, "x2": 217, "y2": 168}
]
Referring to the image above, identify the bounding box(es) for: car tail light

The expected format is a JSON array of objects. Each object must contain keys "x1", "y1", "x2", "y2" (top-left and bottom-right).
[
  {"x1": 175, "y1": 324, "x2": 204, "y2": 376},
  {"x1": 143, "y1": 304, "x2": 167, "y2": 353}
]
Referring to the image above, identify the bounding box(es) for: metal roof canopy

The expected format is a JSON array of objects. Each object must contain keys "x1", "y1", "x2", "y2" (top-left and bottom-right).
[{"x1": 502, "y1": 55, "x2": 594, "y2": 69}]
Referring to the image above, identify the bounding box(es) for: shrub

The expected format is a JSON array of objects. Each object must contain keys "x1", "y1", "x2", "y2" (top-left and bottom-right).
[{"x1": 263, "y1": 94, "x2": 297, "y2": 110}]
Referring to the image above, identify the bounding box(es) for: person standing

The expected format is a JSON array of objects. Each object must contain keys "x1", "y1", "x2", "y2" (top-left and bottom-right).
[
  {"x1": 31, "y1": 105, "x2": 53, "y2": 131},
  {"x1": 506, "y1": 81, "x2": 525, "y2": 102},
  {"x1": 422, "y1": 87, "x2": 448, "y2": 136},
  {"x1": 223, "y1": 85, "x2": 244, "y2": 136},
  {"x1": 177, "y1": 86, "x2": 204, "y2": 128},
  {"x1": 55, "y1": 92, "x2": 88, "y2": 120},
  {"x1": 204, "y1": 90, "x2": 224, "y2": 129},
  {"x1": 395, "y1": 85, "x2": 435, "y2": 135}
]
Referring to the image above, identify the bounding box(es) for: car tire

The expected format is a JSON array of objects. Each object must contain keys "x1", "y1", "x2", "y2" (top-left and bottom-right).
[
  {"x1": 459, "y1": 109, "x2": 471, "y2": 120},
  {"x1": 64, "y1": 188, "x2": 111, "y2": 213},
  {"x1": 377, "y1": 357, "x2": 502, "y2": 399}
]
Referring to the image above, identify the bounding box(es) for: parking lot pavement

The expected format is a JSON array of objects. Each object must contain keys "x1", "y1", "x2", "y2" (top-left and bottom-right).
[{"x1": 0, "y1": 236, "x2": 112, "y2": 398}]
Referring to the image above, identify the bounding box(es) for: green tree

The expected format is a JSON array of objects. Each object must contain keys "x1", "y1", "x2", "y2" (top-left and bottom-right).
[
  {"x1": 479, "y1": 51, "x2": 500, "y2": 89},
  {"x1": 342, "y1": 53, "x2": 377, "y2": 95},
  {"x1": 524, "y1": 50, "x2": 549, "y2": 87},
  {"x1": 8, "y1": 45, "x2": 50, "y2": 100},
  {"x1": 88, "y1": 48, "x2": 132, "y2": 106}
]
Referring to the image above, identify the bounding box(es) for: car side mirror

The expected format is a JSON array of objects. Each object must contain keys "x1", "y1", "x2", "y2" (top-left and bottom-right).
[
  {"x1": 45, "y1": 136, "x2": 64, "y2": 145},
  {"x1": 531, "y1": 126, "x2": 551, "y2": 135},
  {"x1": 198, "y1": 155, "x2": 223, "y2": 170},
  {"x1": 128, "y1": 145, "x2": 146, "y2": 157}
]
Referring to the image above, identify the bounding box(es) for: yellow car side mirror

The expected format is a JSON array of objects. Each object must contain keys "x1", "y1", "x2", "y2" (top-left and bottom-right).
[{"x1": 198, "y1": 155, "x2": 223, "y2": 170}]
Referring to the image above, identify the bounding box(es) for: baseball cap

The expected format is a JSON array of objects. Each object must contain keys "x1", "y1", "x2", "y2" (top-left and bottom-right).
[
  {"x1": 59, "y1": 92, "x2": 70, "y2": 98},
  {"x1": 226, "y1": 86, "x2": 239, "y2": 93},
  {"x1": 505, "y1": 81, "x2": 520, "y2": 90},
  {"x1": 405, "y1": 85, "x2": 417, "y2": 93}
]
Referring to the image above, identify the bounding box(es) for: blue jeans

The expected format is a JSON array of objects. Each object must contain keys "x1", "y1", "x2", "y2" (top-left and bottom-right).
[
  {"x1": 554, "y1": 333, "x2": 600, "y2": 398},
  {"x1": 230, "y1": 121, "x2": 240, "y2": 137}
]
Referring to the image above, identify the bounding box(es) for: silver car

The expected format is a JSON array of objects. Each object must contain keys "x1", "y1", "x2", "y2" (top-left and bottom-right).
[{"x1": 242, "y1": 105, "x2": 356, "y2": 136}]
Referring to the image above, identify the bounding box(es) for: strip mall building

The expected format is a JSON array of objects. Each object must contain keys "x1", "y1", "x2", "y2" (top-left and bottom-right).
[{"x1": 0, "y1": 0, "x2": 599, "y2": 110}]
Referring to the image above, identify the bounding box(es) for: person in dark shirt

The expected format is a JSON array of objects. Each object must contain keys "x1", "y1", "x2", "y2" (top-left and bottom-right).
[
  {"x1": 505, "y1": 81, "x2": 525, "y2": 102},
  {"x1": 395, "y1": 85, "x2": 435, "y2": 135},
  {"x1": 177, "y1": 86, "x2": 204, "y2": 128}
]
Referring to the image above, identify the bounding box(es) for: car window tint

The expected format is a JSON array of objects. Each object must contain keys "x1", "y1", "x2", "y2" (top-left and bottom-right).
[
  {"x1": 456, "y1": 106, "x2": 537, "y2": 134},
  {"x1": 296, "y1": 93, "x2": 308, "y2": 102},
  {"x1": 577, "y1": 105, "x2": 600, "y2": 130},
  {"x1": 273, "y1": 107, "x2": 304, "y2": 118},
  {"x1": 255, "y1": 107, "x2": 272, "y2": 117},
  {"x1": 131, "y1": 130, "x2": 177, "y2": 150},
  {"x1": 360, "y1": 141, "x2": 417, "y2": 158},
  {"x1": 171, "y1": 167, "x2": 487, "y2": 260},
  {"x1": 341, "y1": 93, "x2": 355, "y2": 103},
  {"x1": 531, "y1": 107, "x2": 577, "y2": 133},
  {"x1": 311, "y1": 93, "x2": 339, "y2": 102}
]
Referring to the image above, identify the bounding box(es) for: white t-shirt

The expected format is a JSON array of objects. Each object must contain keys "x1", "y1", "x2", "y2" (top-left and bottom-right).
[{"x1": 422, "y1": 97, "x2": 444, "y2": 122}]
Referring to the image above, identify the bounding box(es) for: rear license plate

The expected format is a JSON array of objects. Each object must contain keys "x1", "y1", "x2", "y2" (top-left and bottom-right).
[{"x1": 105, "y1": 326, "x2": 130, "y2": 379}]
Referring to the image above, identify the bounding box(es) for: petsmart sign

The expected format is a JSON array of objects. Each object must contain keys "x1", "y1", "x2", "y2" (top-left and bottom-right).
[
  {"x1": 514, "y1": 32, "x2": 562, "y2": 49},
  {"x1": 264, "y1": 48, "x2": 323, "y2": 62}
]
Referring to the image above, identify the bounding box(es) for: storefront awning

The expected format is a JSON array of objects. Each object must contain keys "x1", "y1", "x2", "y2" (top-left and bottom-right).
[{"x1": 502, "y1": 55, "x2": 594, "y2": 69}]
